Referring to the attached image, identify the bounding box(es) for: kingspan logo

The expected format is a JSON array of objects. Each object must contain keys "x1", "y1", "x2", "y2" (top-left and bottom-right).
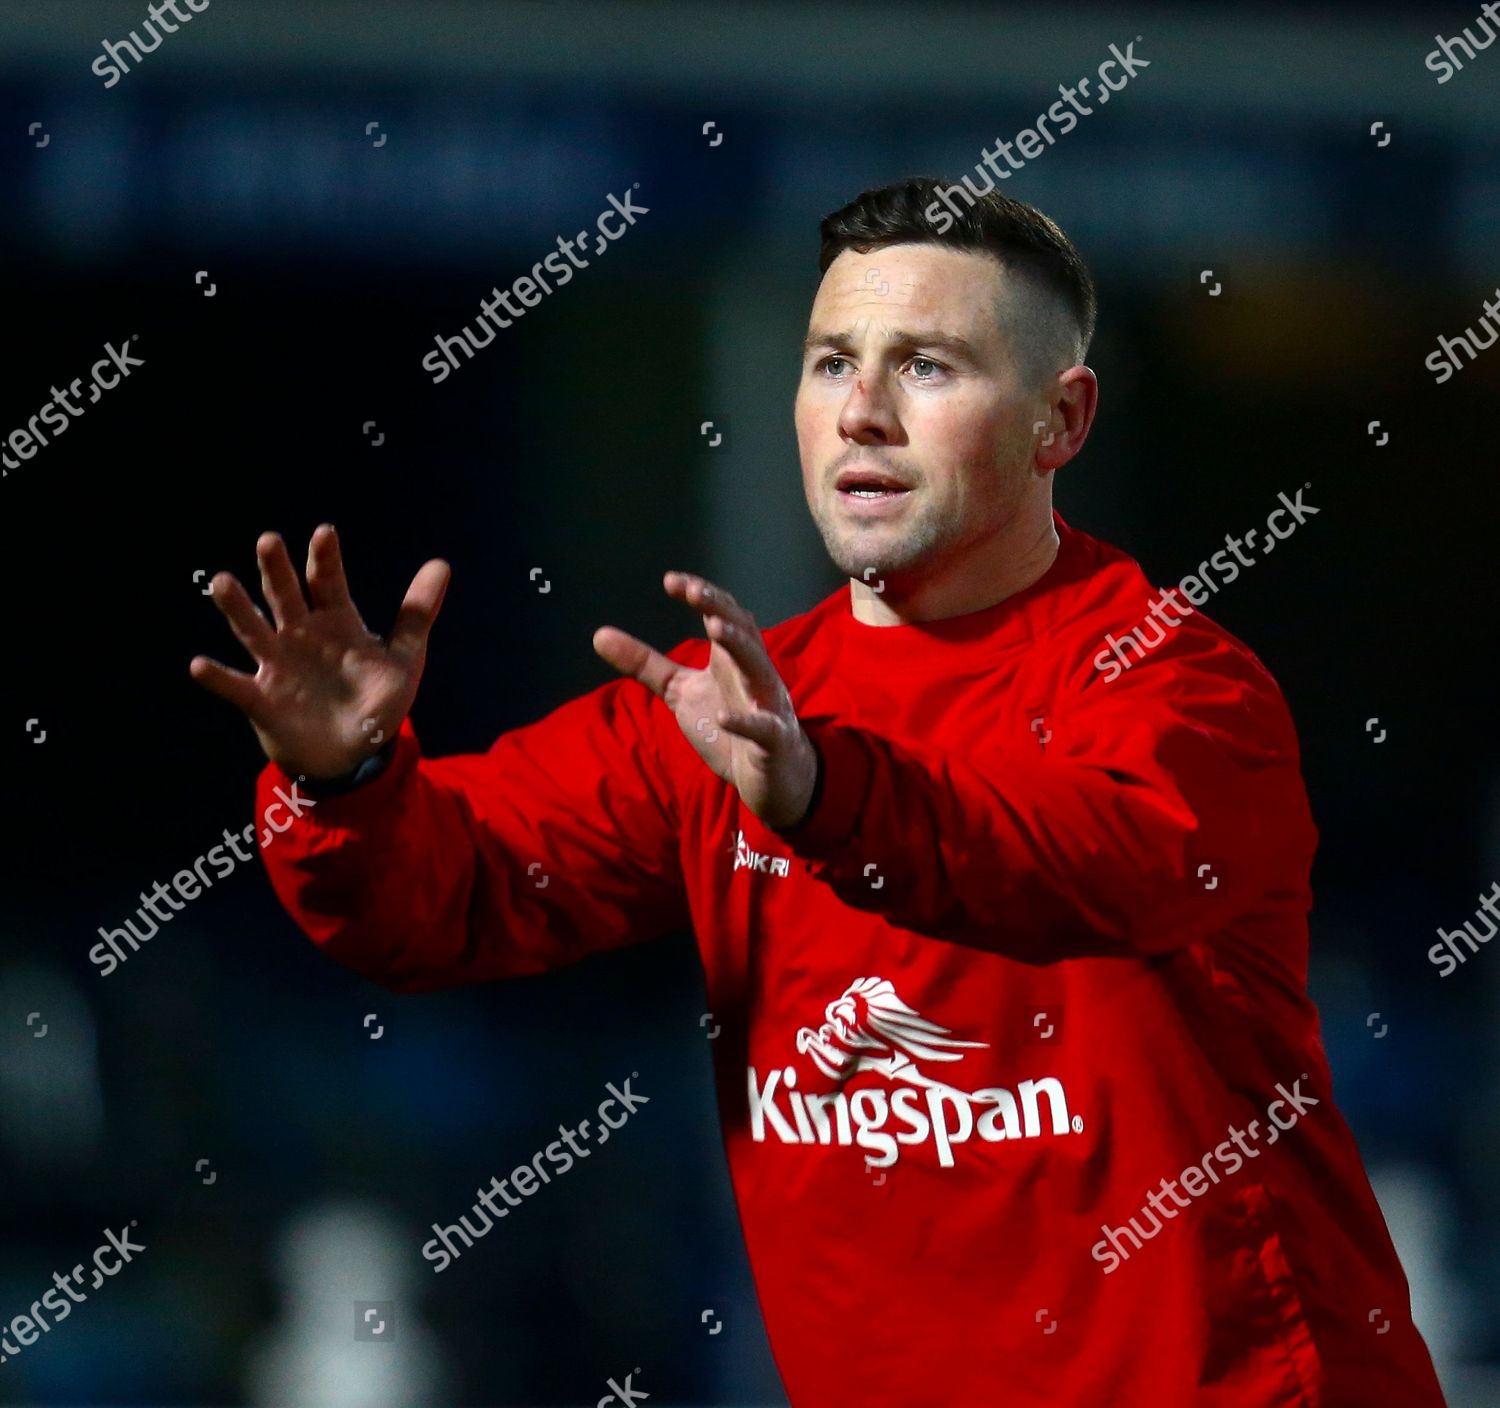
[{"x1": 748, "y1": 977, "x2": 1083, "y2": 1168}]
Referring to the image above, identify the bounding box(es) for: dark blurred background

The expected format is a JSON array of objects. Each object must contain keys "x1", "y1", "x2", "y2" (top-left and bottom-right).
[{"x1": 2, "y1": 1, "x2": 1498, "y2": 1402}]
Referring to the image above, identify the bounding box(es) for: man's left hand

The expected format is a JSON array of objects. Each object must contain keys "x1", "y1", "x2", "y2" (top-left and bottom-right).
[{"x1": 593, "y1": 571, "x2": 819, "y2": 831}]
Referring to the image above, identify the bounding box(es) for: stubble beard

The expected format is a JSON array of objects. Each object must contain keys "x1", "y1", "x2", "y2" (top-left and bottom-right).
[{"x1": 811, "y1": 486, "x2": 954, "y2": 584}]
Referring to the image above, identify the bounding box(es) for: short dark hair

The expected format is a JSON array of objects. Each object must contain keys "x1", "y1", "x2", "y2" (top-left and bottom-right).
[{"x1": 816, "y1": 176, "x2": 1097, "y2": 374}]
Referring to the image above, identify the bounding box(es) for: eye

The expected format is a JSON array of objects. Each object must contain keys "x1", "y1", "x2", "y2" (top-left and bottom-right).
[
  {"x1": 817, "y1": 355, "x2": 852, "y2": 377},
  {"x1": 907, "y1": 357, "x2": 947, "y2": 380}
]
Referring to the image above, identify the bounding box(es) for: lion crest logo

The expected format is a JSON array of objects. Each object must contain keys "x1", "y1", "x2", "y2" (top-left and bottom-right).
[{"x1": 794, "y1": 976, "x2": 986, "y2": 1097}]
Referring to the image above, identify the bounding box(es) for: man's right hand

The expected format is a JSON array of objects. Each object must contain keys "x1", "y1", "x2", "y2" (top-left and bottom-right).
[{"x1": 189, "y1": 524, "x2": 450, "y2": 782}]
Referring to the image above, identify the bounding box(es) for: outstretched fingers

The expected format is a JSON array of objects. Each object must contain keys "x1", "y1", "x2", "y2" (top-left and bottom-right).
[
  {"x1": 664, "y1": 570, "x2": 737, "y2": 618},
  {"x1": 668, "y1": 572, "x2": 785, "y2": 710},
  {"x1": 305, "y1": 523, "x2": 356, "y2": 612},
  {"x1": 387, "y1": 559, "x2": 451, "y2": 667},
  {"x1": 193, "y1": 569, "x2": 277, "y2": 715},
  {"x1": 705, "y1": 612, "x2": 781, "y2": 690},
  {"x1": 187, "y1": 654, "x2": 261, "y2": 715},
  {"x1": 209, "y1": 571, "x2": 277, "y2": 662},
  {"x1": 592, "y1": 625, "x2": 682, "y2": 700},
  {"x1": 256, "y1": 532, "x2": 310, "y2": 631},
  {"x1": 665, "y1": 570, "x2": 750, "y2": 633},
  {"x1": 714, "y1": 707, "x2": 785, "y2": 749}
]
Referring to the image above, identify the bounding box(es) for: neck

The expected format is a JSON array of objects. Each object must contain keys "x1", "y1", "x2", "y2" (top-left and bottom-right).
[{"x1": 848, "y1": 505, "x2": 1060, "y2": 626}]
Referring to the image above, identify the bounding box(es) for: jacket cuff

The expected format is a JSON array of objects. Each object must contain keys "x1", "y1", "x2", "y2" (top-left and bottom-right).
[
  {"x1": 771, "y1": 718, "x2": 871, "y2": 856},
  {"x1": 295, "y1": 739, "x2": 398, "y2": 798},
  {"x1": 260, "y1": 717, "x2": 420, "y2": 822}
]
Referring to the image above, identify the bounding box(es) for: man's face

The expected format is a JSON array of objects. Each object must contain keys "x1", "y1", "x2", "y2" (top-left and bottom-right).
[{"x1": 795, "y1": 243, "x2": 1051, "y2": 590}]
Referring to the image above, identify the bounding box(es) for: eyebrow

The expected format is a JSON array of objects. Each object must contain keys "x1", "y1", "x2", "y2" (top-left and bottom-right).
[{"x1": 800, "y1": 328, "x2": 982, "y2": 361}]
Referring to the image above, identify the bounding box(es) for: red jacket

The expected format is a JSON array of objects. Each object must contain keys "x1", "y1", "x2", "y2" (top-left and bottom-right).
[{"x1": 256, "y1": 510, "x2": 1445, "y2": 1406}]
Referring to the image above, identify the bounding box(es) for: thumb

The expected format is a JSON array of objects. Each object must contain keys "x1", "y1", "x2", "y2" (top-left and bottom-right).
[{"x1": 593, "y1": 626, "x2": 680, "y2": 700}]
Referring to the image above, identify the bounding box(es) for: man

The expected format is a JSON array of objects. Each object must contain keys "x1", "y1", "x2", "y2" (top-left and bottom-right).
[{"x1": 191, "y1": 177, "x2": 1445, "y2": 1405}]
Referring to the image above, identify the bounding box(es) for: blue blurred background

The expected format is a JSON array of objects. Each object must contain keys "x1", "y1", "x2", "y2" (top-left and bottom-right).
[{"x1": 2, "y1": 1, "x2": 1498, "y2": 1402}]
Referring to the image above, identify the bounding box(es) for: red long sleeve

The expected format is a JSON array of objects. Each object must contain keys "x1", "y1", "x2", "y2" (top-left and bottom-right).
[
  {"x1": 774, "y1": 625, "x2": 1317, "y2": 962},
  {"x1": 253, "y1": 643, "x2": 701, "y2": 993}
]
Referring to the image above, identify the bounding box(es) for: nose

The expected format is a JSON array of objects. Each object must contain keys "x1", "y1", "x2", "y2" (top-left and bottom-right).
[{"x1": 837, "y1": 372, "x2": 902, "y2": 447}]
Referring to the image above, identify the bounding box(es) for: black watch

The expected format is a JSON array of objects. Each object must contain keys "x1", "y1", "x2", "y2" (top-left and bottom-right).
[{"x1": 296, "y1": 737, "x2": 397, "y2": 798}]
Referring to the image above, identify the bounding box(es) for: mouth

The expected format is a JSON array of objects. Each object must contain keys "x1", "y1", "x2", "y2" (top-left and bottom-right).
[{"x1": 834, "y1": 468, "x2": 914, "y2": 508}]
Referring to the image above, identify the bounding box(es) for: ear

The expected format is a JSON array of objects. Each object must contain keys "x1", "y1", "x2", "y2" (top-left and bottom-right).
[{"x1": 1035, "y1": 364, "x2": 1098, "y2": 474}]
